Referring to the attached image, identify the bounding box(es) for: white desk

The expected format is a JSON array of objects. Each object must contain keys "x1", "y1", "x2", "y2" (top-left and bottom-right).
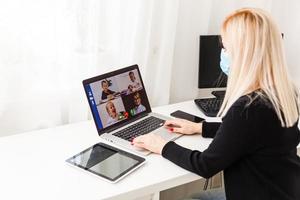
[
  {"x1": 1, "y1": 100, "x2": 298, "y2": 200},
  {"x1": 0, "y1": 100, "x2": 219, "y2": 200}
]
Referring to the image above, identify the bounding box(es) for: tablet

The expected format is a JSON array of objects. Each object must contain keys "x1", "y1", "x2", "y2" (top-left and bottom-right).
[{"x1": 66, "y1": 142, "x2": 146, "y2": 183}]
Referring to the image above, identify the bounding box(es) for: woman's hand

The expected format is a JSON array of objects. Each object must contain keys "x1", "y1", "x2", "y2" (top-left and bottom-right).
[
  {"x1": 132, "y1": 133, "x2": 168, "y2": 154},
  {"x1": 164, "y1": 118, "x2": 202, "y2": 135}
]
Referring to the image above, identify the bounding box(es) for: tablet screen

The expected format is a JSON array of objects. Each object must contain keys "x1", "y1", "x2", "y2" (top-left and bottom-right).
[{"x1": 66, "y1": 143, "x2": 145, "y2": 182}]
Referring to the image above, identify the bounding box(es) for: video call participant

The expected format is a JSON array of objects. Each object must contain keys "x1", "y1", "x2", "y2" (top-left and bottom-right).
[
  {"x1": 128, "y1": 71, "x2": 142, "y2": 91},
  {"x1": 126, "y1": 84, "x2": 134, "y2": 95},
  {"x1": 101, "y1": 80, "x2": 116, "y2": 100},
  {"x1": 105, "y1": 101, "x2": 120, "y2": 126},
  {"x1": 130, "y1": 92, "x2": 146, "y2": 116}
]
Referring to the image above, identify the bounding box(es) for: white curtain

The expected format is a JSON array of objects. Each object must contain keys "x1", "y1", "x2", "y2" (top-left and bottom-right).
[{"x1": 0, "y1": 0, "x2": 179, "y2": 136}]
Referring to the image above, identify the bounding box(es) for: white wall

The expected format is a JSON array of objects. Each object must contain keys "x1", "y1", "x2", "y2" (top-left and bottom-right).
[
  {"x1": 271, "y1": 1, "x2": 300, "y2": 87},
  {"x1": 169, "y1": 0, "x2": 300, "y2": 103}
]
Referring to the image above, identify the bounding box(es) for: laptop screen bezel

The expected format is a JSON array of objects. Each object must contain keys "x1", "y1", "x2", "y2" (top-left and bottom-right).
[{"x1": 82, "y1": 64, "x2": 152, "y2": 135}]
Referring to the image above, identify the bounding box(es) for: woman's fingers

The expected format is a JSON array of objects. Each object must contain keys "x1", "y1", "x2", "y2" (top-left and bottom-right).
[
  {"x1": 132, "y1": 136, "x2": 146, "y2": 148},
  {"x1": 133, "y1": 141, "x2": 145, "y2": 148},
  {"x1": 132, "y1": 133, "x2": 167, "y2": 154},
  {"x1": 164, "y1": 119, "x2": 183, "y2": 128},
  {"x1": 171, "y1": 127, "x2": 183, "y2": 133},
  {"x1": 165, "y1": 119, "x2": 190, "y2": 133},
  {"x1": 165, "y1": 118, "x2": 201, "y2": 135},
  {"x1": 164, "y1": 120, "x2": 176, "y2": 127},
  {"x1": 133, "y1": 135, "x2": 145, "y2": 143}
]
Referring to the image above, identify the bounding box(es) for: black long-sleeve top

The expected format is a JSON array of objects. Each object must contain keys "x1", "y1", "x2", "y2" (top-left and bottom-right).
[{"x1": 162, "y1": 93, "x2": 300, "y2": 200}]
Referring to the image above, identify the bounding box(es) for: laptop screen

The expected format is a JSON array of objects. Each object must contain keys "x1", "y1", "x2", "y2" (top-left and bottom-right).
[{"x1": 83, "y1": 65, "x2": 151, "y2": 134}]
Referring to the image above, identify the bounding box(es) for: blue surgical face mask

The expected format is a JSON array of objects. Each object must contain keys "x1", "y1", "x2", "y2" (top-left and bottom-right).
[{"x1": 220, "y1": 48, "x2": 230, "y2": 75}]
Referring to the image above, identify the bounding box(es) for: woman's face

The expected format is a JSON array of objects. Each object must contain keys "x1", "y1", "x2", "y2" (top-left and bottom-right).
[{"x1": 107, "y1": 102, "x2": 117, "y2": 118}]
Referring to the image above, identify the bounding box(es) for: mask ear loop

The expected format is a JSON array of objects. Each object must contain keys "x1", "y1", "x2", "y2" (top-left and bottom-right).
[{"x1": 218, "y1": 35, "x2": 224, "y2": 49}]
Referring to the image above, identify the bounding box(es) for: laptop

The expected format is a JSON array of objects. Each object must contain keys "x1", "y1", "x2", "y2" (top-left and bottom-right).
[{"x1": 83, "y1": 64, "x2": 181, "y2": 155}]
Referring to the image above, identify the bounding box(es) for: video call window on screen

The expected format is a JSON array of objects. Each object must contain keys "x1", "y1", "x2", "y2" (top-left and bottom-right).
[{"x1": 89, "y1": 69, "x2": 147, "y2": 129}]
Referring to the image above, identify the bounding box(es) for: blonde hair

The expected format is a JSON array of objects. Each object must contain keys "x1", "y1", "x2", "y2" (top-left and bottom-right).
[{"x1": 218, "y1": 8, "x2": 299, "y2": 127}]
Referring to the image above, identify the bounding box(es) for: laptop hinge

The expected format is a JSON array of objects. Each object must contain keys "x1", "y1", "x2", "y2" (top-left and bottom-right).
[{"x1": 106, "y1": 113, "x2": 149, "y2": 133}]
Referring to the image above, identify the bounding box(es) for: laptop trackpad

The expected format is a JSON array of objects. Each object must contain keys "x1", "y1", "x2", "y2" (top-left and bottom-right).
[{"x1": 154, "y1": 127, "x2": 180, "y2": 141}]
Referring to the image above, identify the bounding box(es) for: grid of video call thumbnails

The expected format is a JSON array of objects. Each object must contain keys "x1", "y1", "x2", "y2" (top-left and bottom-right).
[{"x1": 92, "y1": 70, "x2": 148, "y2": 129}]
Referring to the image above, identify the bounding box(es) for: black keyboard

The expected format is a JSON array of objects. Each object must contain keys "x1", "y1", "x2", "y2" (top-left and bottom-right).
[
  {"x1": 211, "y1": 90, "x2": 226, "y2": 99},
  {"x1": 194, "y1": 98, "x2": 223, "y2": 117},
  {"x1": 112, "y1": 116, "x2": 165, "y2": 141}
]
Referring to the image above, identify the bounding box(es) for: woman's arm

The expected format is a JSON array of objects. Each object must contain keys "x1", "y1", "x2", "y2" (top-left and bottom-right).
[{"x1": 162, "y1": 105, "x2": 257, "y2": 178}]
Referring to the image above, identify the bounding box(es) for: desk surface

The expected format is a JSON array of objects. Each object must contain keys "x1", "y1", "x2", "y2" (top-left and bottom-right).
[
  {"x1": 0, "y1": 100, "x2": 218, "y2": 200},
  {"x1": 1, "y1": 100, "x2": 298, "y2": 200}
]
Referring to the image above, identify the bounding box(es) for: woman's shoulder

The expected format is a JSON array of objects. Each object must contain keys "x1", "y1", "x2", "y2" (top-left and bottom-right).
[
  {"x1": 232, "y1": 91, "x2": 273, "y2": 110},
  {"x1": 226, "y1": 91, "x2": 276, "y2": 121}
]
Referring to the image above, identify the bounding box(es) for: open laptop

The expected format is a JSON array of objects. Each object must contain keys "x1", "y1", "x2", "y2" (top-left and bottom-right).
[{"x1": 83, "y1": 64, "x2": 181, "y2": 155}]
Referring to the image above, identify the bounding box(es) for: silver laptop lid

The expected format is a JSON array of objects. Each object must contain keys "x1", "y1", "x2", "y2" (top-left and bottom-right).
[{"x1": 83, "y1": 65, "x2": 152, "y2": 135}]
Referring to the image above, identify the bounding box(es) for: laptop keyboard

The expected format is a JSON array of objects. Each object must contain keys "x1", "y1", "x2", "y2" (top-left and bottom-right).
[{"x1": 112, "y1": 116, "x2": 165, "y2": 141}]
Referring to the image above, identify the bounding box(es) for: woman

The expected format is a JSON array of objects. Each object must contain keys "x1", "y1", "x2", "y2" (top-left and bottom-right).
[{"x1": 132, "y1": 8, "x2": 300, "y2": 200}]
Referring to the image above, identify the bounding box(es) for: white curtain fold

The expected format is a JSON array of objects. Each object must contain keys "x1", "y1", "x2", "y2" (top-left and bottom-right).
[{"x1": 0, "y1": 0, "x2": 179, "y2": 136}]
